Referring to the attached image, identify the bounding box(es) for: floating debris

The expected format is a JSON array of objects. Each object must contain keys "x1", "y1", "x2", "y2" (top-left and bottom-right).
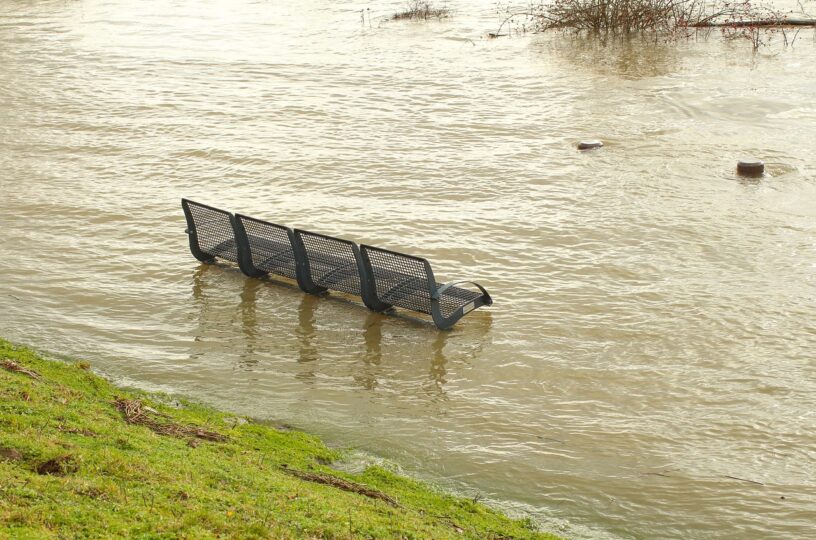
[{"x1": 724, "y1": 474, "x2": 764, "y2": 486}]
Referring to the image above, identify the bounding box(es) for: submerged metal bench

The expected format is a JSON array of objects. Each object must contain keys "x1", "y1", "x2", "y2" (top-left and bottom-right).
[{"x1": 182, "y1": 198, "x2": 492, "y2": 330}]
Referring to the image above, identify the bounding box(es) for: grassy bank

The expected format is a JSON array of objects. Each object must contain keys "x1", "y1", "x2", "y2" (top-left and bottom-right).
[{"x1": 0, "y1": 339, "x2": 559, "y2": 539}]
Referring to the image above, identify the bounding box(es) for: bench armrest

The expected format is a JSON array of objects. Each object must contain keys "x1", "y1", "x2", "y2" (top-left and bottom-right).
[{"x1": 433, "y1": 280, "x2": 492, "y2": 305}]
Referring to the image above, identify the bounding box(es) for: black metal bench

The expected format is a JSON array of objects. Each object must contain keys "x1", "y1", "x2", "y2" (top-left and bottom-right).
[{"x1": 182, "y1": 199, "x2": 492, "y2": 329}]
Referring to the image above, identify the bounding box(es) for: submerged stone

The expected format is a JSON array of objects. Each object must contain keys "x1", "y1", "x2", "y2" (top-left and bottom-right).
[
  {"x1": 578, "y1": 140, "x2": 603, "y2": 150},
  {"x1": 737, "y1": 159, "x2": 765, "y2": 176}
]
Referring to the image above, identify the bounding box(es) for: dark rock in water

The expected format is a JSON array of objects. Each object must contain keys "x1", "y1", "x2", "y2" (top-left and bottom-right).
[
  {"x1": 578, "y1": 140, "x2": 603, "y2": 150},
  {"x1": 737, "y1": 159, "x2": 764, "y2": 176}
]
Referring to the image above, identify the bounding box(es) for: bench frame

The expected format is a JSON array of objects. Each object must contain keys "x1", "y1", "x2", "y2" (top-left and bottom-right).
[{"x1": 182, "y1": 199, "x2": 491, "y2": 329}]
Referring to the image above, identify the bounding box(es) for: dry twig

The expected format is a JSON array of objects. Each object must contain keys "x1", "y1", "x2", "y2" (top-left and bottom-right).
[
  {"x1": 113, "y1": 398, "x2": 228, "y2": 443},
  {"x1": 724, "y1": 475, "x2": 765, "y2": 485},
  {"x1": 1, "y1": 358, "x2": 40, "y2": 379},
  {"x1": 282, "y1": 466, "x2": 400, "y2": 507}
]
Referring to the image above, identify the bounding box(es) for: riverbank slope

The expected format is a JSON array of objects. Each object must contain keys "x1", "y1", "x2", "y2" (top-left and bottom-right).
[{"x1": 0, "y1": 339, "x2": 557, "y2": 539}]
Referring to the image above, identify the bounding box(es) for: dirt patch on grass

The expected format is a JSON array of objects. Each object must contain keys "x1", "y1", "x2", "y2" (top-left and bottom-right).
[
  {"x1": 74, "y1": 485, "x2": 107, "y2": 500},
  {"x1": 1, "y1": 359, "x2": 40, "y2": 379},
  {"x1": 114, "y1": 398, "x2": 228, "y2": 443},
  {"x1": 0, "y1": 446, "x2": 24, "y2": 462},
  {"x1": 36, "y1": 455, "x2": 78, "y2": 476},
  {"x1": 283, "y1": 466, "x2": 399, "y2": 507}
]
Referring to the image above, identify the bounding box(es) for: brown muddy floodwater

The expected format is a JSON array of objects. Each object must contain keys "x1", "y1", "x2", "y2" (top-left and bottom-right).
[{"x1": 1, "y1": 0, "x2": 815, "y2": 538}]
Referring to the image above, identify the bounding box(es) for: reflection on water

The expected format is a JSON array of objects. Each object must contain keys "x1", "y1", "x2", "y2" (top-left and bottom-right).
[
  {"x1": 363, "y1": 311, "x2": 384, "y2": 365},
  {"x1": 429, "y1": 330, "x2": 449, "y2": 390},
  {"x1": 296, "y1": 293, "x2": 319, "y2": 384},
  {"x1": 1, "y1": 0, "x2": 816, "y2": 538},
  {"x1": 537, "y1": 34, "x2": 681, "y2": 79},
  {"x1": 187, "y1": 262, "x2": 490, "y2": 398},
  {"x1": 238, "y1": 277, "x2": 263, "y2": 366}
]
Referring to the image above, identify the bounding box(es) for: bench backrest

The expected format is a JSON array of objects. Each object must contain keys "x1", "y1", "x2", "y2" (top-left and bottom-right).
[
  {"x1": 234, "y1": 214, "x2": 298, "y2": 280},
  {"x1": 294, "y1": 230, "x2": 363, "y2": 296},
  {"x1": 359, "y1": 245, "x2": 436, "y2": 315},
  {"x1": 181, "y1": 199, "x2": 238, "y2": 263}
]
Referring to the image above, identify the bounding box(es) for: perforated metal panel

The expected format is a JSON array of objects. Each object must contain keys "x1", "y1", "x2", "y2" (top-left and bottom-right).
[
  {"x1": 186, "y1": 201, "x2": 238, "y2": 262},
  {"x1": 438, "y1": 285, "x2": 482, "y2": 319},
  {"x1": 362, "y1": 246, "x2": 483, "y2": 318},
  {"x1": 238, "y1": 215, "x2": 297, "y2": 279},
  {"x1": 362, "y1": 246, "x2": 434, "y2": 314},
  {"x1": 296, "y1": 230, "x2": 362, "y2": 295}
]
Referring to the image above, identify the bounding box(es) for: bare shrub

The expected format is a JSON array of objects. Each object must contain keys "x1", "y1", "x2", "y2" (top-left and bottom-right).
[
  {"x1": 393, "y1": 1, "x2": 451, "y2": 21},
  {"x1": 495, "y1": 0, "x2": 816, "y2": 49}
]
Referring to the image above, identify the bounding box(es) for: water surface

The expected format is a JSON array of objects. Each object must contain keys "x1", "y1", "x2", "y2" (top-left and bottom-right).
[{"x1": 1, "y1": 1, "x2": 815, "y2": 538}]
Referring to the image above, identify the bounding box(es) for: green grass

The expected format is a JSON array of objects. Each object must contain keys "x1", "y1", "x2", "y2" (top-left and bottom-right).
[{"x1": 0, "y1": 339, "x2": 560, "y2": 539}]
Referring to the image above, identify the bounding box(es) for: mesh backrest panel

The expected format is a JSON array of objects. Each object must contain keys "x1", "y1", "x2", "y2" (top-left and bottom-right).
[
  {"x1": 239, "y1": 216, "x2": 297, "y2": 279},
  {"x1": 363, "y1": 247, "x2": 433, "y2": 314},
  {"x1": 187, "y1": 202, "x2": 237, "y2": 262},
  {"x1": 297, "y1": 231, "x2": 362, "y2": 295}
]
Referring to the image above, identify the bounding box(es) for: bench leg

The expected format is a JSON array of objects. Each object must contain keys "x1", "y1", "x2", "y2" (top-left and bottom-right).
[
  {"x1": 230, "y1": 215, "x2": 270, "y2": 278},
  {"x1": 290, "y1": 233, "x2": 329, "y2": 295},
  {"x1": 358, "y1": 248, "x2": 394, "y2": 313},
  {"x1": 182, "y1": 203, "x2": 216, "y2": 264},
  {"x1": 431, "y1": 295, "x2": 490, "y2": 330}
]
